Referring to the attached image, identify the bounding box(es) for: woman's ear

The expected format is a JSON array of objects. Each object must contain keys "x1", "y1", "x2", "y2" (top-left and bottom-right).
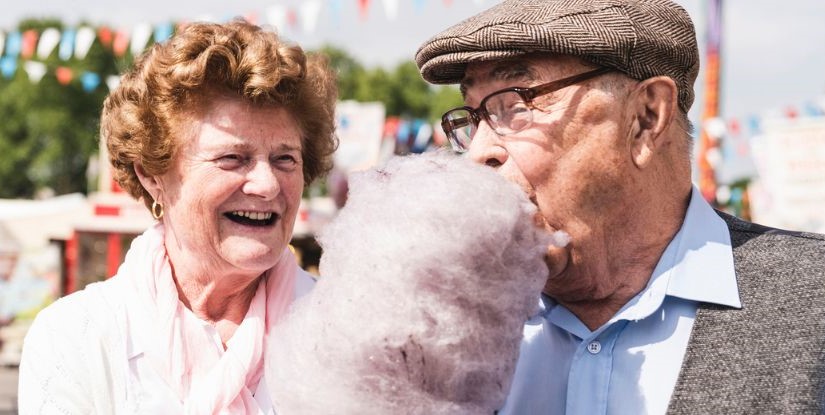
[
  {"x1": 628, "y1": 76, "x2": 678, "y2": 169},
  {"x1": 134, "y1": 162, "x2": 162, "y2": 201}
]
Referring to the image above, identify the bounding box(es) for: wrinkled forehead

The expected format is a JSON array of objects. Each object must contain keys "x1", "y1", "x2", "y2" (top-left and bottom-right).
[{"x1": 459, "y1": 54, "x2": 594, "y2": 97}]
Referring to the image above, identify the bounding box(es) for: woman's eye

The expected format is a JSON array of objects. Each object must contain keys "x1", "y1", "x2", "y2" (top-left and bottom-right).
[
  {"x1": 274, "y1": 154, "x2": 300, "y2": 167},
  {"x1": 215, "y1": 154, "x2": 247, "y2": 169}
]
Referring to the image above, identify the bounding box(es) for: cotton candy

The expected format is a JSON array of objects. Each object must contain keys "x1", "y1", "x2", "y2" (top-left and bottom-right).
[{"x1": 266, "y1": 151, "x2": 551, "y2": 414}]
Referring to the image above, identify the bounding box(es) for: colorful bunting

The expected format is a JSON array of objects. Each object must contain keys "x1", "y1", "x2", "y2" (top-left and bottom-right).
[
  {"x1": 6, "y1": 31, "x2": 22, "y2": 58},
  {"x1": 0, "y1": 56, "x2": 17, "y2": 79},
  {"x1": 75, "y1": 27, "x2": 96, "y2": 60},
  {"x1": 80, "y1": 71, "x2": 101, "y2": 92},
  {"x1": 112, "y1": 29, "x2": 129, "y2": 57},
  {"x1": 130, "y1": 23, "x2": 152, "y2": 56},
  {"x1": 58, "y1": 29, "x2": 76, "y2": 61},
  {"x1": 358, "y1": 0, "x2": 371, "y2": 20},
  {"x1": 36, "y1": 28, "x2": 61, "y2": 59},
  {"x1": 329, "y1": 0, "x2": 344, "y2": 23},
  {"x1": 380, "y1": 0, "x2": 400, "y2": 20},
  {"x1": 55, "y1": 66, "x2": 73, "y2": 85},
  {"x1": 97, "y1": 27, "x2": 113, "y2": 49},
  {"x1": 153, "y1": 23, "x2": 174, "y2": 43},
  {"x1": 105, "y1": 75, "x2": 121, "y2": 91},
  {"x1": 266, "y1": 5, "x2": 288, "y2": 32},
  {"x1": 23, "y1": 61, "x2": 47, "y2": 83},
  {"x1": 299, "y1": 1, "x2": 322, "y2": 33},
  {"x1": 21, "y1": 30, "x2": 39, "y2": 59}
]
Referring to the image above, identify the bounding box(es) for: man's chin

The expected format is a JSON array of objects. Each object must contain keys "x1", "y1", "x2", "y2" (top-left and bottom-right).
[{"x1": 543, "y1": 242, "x2": 570, "y2": 287}]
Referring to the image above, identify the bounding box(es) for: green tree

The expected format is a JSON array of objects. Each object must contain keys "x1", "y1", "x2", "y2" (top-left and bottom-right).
[{"x1": 0, "y1": 19, "x2": 120, "y2": 198}]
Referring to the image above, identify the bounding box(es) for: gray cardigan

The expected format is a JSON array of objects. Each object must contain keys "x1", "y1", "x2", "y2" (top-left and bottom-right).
[{"x1": 668, "y1": 212, "x2": 825, "y2": 414}]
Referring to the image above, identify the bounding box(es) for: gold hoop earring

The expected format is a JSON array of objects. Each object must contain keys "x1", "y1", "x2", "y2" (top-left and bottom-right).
[{"x1": 151, "y1": 200, "x2": 164, "y2": 220}]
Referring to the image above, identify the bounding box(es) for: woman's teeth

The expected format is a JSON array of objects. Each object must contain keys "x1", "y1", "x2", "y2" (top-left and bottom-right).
[
  {"x1": 226, "y1": 210, "x2": 277, "y2": 226},
  {"x1": 231, "y1": 211, "x2": 273, "y2": 221}
]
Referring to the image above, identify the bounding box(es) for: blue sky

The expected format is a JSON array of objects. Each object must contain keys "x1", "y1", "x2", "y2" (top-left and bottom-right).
[{"x1": 3, "y1": 0, "x2": 825, "y2": 125}]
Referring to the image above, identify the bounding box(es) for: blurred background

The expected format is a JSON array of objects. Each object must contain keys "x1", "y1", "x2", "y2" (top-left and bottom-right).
[{"x1": 0, "y1": 1, "x2": 824, "y2": 412}]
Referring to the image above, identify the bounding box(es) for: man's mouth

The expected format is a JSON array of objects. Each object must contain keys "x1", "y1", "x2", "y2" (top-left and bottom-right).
[{"x1": 225, "y1": 210, "x2": 278, "y2": 227}]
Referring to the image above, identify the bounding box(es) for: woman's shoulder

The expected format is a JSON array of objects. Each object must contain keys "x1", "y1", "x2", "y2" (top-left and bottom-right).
[{"x1": 28, "y1": 277, "x2": 126, "y2": 342}]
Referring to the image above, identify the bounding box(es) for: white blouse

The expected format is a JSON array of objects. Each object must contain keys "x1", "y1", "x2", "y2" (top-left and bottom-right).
[{"x1": 18, "y1": 269, "x2": 315, "y2": 414}]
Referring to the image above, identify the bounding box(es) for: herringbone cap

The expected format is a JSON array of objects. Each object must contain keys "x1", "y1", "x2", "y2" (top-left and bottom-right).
[{"x1": 415, "y1": 0, "x2": 699, "y2": 113}]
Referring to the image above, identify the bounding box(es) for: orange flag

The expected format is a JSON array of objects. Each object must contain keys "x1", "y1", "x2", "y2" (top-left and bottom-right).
[
  {"x1": 358, "y1": 0, "x2": 371, "y2": 20},
  {"x1": 56, "y1": 66, "x2": 74, "y2": 85},
  {"x1": 21, "y1": 30, "x2": 39, "y2": 59},
  {"x1": 98, "y1": 27, "x2": 113, "y2": 49},
  {"x1": 113, "y1": 29, "x2": 130, "y2": 57}
]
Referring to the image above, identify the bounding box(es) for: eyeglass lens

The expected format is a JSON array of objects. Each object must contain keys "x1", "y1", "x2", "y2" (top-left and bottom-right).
[{"x1": 442, "y1": 90, "x2": 533, "y2": 152}]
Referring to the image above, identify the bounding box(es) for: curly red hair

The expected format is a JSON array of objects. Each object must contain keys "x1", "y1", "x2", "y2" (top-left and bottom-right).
[{"x1": 101, "y1": 20, "x2": 338, "y2": 209}]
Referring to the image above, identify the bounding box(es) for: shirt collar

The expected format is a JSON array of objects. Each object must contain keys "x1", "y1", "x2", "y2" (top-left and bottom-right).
[
  {"x1": 663, "y1": 186, "x2": 741, "y2": 308},
  {"x1": 541, "y1": 186, "x2": 741, "y2": 337}
]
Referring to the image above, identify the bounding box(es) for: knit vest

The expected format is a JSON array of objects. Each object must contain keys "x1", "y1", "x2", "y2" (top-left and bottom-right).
[{"x1": 667, "y1": 212, "x2": 825, "y2": 414}]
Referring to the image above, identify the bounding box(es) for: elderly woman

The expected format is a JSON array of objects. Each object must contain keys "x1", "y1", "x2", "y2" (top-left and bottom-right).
[{"x1": 18, "y1": 20, "x2": 336, "y2": 413}]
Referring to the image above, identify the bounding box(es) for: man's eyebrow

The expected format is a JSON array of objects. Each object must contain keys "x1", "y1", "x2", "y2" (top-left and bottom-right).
[{"x1": 460, "y1": 62, "x2": 536, "y2": 98}]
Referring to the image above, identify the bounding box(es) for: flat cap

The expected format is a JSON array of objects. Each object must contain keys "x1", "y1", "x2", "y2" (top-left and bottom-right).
[{"x1": 416, "y1": 0, "x2": 699, "y2": 113}]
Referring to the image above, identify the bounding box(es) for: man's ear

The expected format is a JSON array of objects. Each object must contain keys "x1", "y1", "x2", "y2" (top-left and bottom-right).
[
  {"x1": 134, "y1": 162, "x2": 162, "y2": 201},
  {"x1": 628, "y1": 76, "x2": 678, "y2": 169}
]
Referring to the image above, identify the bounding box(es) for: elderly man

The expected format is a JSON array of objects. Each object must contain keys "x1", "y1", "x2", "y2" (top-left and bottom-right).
[{"x1": 416, "y1": 0, "x2": 825, "y2": 414}]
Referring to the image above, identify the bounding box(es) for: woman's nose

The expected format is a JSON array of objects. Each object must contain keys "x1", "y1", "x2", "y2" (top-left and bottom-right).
[{"x1": 243, "y1": 160, "x2": 280, "y2": 200}]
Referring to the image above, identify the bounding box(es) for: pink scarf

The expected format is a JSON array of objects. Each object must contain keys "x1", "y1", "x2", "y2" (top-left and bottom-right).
[{"x1": 119, "y1": 223, "x2": 296, "y2": 414}]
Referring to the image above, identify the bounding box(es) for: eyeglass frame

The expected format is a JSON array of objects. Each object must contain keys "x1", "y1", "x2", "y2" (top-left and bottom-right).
[{"x1": 440, "y1": 66, "x2": 614, "y2": 152}]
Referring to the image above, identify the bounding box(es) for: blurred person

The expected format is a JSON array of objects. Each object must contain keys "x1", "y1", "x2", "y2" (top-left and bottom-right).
[
  {"x1": 18, "y1": 20, "x2": 337, "y2": 414},
  {"x1": 416, "y1": 0, "x2": 825, "y2": 413}
]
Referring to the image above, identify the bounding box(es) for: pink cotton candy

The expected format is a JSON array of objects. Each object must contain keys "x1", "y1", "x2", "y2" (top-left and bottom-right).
[{"x1": 266, "y1": 151, "x2": 551, "y2": 414}]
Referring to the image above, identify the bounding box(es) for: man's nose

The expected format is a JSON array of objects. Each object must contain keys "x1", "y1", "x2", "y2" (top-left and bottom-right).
[{"x1": 467, "y1": 121, "x2": 508, "y2": 168}]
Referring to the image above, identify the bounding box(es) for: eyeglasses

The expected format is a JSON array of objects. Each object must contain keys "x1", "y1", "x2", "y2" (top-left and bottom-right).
[{"x1": 441, "y1": 67, "x2": 613, "y2": 152}]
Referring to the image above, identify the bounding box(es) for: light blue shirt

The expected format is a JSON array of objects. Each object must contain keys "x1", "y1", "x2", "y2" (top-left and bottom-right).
[{"x1": 499, "y1": 187, "x2": 742, "y2": 415}]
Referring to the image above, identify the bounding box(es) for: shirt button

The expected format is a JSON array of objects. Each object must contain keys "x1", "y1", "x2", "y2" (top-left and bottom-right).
[{"x1": 587, "y1": 340, "x2": 602, "y2": 354}]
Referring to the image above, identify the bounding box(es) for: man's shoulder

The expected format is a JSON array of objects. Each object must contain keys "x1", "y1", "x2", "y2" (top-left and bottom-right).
[{"x1": 715, "y1": 210, "x2": 825, "y2": 257}]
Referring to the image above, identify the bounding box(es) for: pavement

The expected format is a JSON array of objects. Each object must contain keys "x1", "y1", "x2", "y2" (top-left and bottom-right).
[{"x1": 0, "y1": 365, "x2": 17, "y2": 415}]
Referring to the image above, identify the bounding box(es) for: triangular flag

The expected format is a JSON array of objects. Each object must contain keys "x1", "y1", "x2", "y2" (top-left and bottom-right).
[
  {"x1": 130, "y1": 23, "x2": 153, "y2": 56},
  {"x1": 6, "y1": 31, "x2": 22, "y2": 57},
  {"x1": 193, "y1": 14, "x2": 217, "y2": 23},
  {"x1": 266, "y1": 5, "x2": 288, "y2": 32},
  {"x1": 21, "y1": 30, "x2": 39, "y2": 59},
  {"x1": 106, "y1": 74, "x2": 121, "y2": 91},
  {"x1": 299, "y1": 0, "x2": 322, "y2": 33},
  {"x1": 98, "y1": 26, "x2": 114, "y2": 49},
  {"x1": 0, "y1": 32, "x2": 5, "y2": 56},
  {"x1": 443, "y1": 0, "x2": 453, "y2": 6},
  {"x1": 113, "y1": 29, "x2": 130, "y2": 57},
  {"x1": 244, "y1": 12, "x2": 259, "y2": 25},
  {"x1": 287, "y1": 8, "x2": 298, "y2": 30},
  {"x1": 329, "y1": 0, "x2": 344, "y2": 23},
  {"x1": 414, "y1": 0, "x2": 427, "y2": 12},
  {"x1": 37, "y1": 28, "x2": 61, "y2": 59},
  {"x1": 55, "y1": 66, "x2": 74, "y2": 85},
  {"x1": 154, "y1": 22, "x2": 174, "y2": 43},
  {"x1": 80, "y1": 71, "x2": 101, "y2": 92},
  {"x1": 58, "y1": 28, "x2": 76, "y2": 61},
  {"x1": 358, "y1": 0, "x2": 371, "y2": 20},
  {"x1": 380, "y1": 0, "x2": 400, "y2": 20},
  {"x1": 0, "y1": 56, "x2": 17, "y2": 79},
  {"x1": 75, "y1": 26, "x2": 96, "y2": 59},
  {"x1": 23, "y1": 61, "x2": 47, "y2": 83}
]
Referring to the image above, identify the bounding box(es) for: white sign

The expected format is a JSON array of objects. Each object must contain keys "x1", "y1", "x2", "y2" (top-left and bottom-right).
[
  {"x1": 749, "y1": 117, "x2": 825, "y2": 233},
  {"x1": 334, "y1": 101, "x2": 386, "y2": 172}
]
